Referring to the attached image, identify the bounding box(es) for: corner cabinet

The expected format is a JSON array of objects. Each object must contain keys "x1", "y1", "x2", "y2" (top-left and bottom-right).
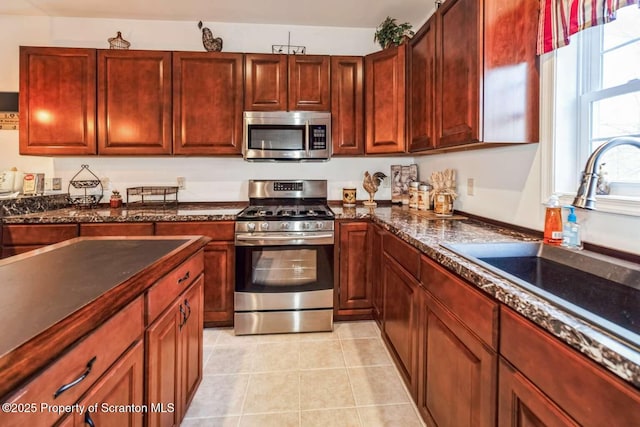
[
  {"x1": 97, "y1": 49, "x2": 173, "y2": 155},
  {"x1": 331, "y1": 56, "x2": 365, "y2": 155},
  {"x1": 365, "y1": 44, "x2": 407, "y2": 154},
  {"x1": 19, "y1": 47, "x2": 97, "y2": 155},
  {"x1": 173, "y1": 52, "x2": 244, "y2": 155}
]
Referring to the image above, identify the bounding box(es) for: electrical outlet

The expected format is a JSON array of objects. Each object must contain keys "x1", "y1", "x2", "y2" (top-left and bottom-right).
[
  {"x1": 101, "y1": 177, "x2": 110, "y2": 190},
  {"x1": 467, "y1": 178, "x2": 475, "y2": 196},
  {"x1": 177, "y1": 177, "x2": 186, "y2": 190},
  {"x1": 383, "y1": 176, "x2": 391, "y2": 188}
]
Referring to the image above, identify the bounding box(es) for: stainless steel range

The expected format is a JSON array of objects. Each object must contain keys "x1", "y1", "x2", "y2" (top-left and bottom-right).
[{"x1": 234, "y1": 179, "x2": 335, "y2": 335}]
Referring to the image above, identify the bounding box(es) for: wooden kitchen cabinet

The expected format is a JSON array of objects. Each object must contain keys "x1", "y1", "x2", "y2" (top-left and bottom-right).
[
  {"x1": 381, "y1": 232, "x2": 420, "y2": 397},
  {"x1": 244, "y1": 53, "x2": 288, "y2": 111},
  {"x1": 288, "y1": 55, "x2": 331, "y2": 111},
  {"x1": 79, "y1": 222, "x2": 154, "y2": 236},
  {"x1": 1, "y1": 223, "x2": 78, "y2": 258},
  {"x1": 499, "y1": 306, "x2": 640, "y2": 426},
  {"x1": 335, "y1": 221, "x2": 372, "y2": 320},
  {"x1": 97, "y1": 49, "x2": 172, "y2": 155},
  {"x1": 155, "y1": 221, "x2": 235, "y2": 326},
  {"x1": 368, "y1": 222, "x2": 385, "y2": 326},
  {"x1": 417, "y1": 255, "x2": 499, "y2": 427},
  {"x1": 173, "y1": 52, "x2": 244, "y2": 155},
  {"x1": 146, "y1": 274, "x2": 203, "y2": 426},
  {"x1": 365, "y1": 44, "x2": 407, "y2": 154},
  {"x1": 19, "y1": 46, "x2": 97, "y2": 155},
  {"x1": 434, "y1": 0, "x2": 539, "y2": 148},
  {"x1": 74, "y1": 340, "x2": 145, "y2": 427},
  {"x1": 407, "y1": 15, "x2": 437, "y2": 153},
  {"x1": 330, "y1": 56, "x2": 365, "y2": 155}
]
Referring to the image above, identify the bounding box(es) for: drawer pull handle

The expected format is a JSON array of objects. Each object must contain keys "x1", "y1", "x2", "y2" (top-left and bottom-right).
[
  {"x1": 177, "y1": 271, "x2": 191, "y2": 284},
  {"x1": 184, "y1": 299, "x2": 192, "y2": 322},
  {"x1": 54, "y1": 356, "x2": 97, "y2": 398},
  {"x1": 84, "y1": 409, "x2": 95, "y2": 427},
  {"x1": 179, "y1": 304, "x2": 187, "y2": 329}
]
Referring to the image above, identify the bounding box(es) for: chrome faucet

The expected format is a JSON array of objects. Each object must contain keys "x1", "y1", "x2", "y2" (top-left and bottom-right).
[{"x1": 573, "y1": 136, "x2": 640, "y2": 209}]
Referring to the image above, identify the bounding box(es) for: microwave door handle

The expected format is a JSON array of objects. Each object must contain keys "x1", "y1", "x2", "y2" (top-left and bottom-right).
[{"x1": 305, "y1": 120, "x2": 310, "y2": 157}]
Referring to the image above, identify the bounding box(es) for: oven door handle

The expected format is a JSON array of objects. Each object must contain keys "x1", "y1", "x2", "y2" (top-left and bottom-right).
[
  {"x1": 235, "y1": 233, "x2": 334, "y2": 246},
  {"x1": 305, "y1": 120, "x2": 310, "y2": 158}
]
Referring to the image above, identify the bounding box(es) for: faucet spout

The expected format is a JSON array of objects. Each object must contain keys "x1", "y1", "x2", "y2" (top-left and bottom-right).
[{"x1": 573, "y1": 136, "x2": 640, "y2": 210}]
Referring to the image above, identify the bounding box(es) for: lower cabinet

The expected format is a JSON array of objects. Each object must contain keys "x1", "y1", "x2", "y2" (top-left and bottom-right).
[
  {"x1": 335, "y1": 221, "x2": 373, "y2": 320},
  {"x1": 146, "y1": 275, "x2": 203, "y2": 426},
  {"x1": 1, "y1": 223, "x2": 78, "y2": 258},
  {"x1": 499, "y1": 306, "x2": 640, "y2": 426}
]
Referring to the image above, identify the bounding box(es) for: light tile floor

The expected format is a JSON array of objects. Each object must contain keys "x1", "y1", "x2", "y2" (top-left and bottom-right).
[{"x1": 182, "y1": 321, "x2": 426, "y2": 427}]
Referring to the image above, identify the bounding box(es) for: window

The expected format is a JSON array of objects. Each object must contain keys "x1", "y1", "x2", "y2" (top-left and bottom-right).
[{"x1": 545, "y1": 5, "x2": 640, "y2": 214}]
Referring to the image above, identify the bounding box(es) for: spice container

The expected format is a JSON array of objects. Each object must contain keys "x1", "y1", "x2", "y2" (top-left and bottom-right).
[
  {"x1": 110, "y1": 190, "x2": 123, "y2": 208},
  {"x1": 409, "y1": 181, "x2": 419, "y2": 209},
  {"x1": 418, "y1": 184, "x2": 431, "y2": 210}
]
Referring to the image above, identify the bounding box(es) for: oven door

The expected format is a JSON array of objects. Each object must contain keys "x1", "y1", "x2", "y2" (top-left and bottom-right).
[{"x1": 235, "y1": 237, "x2": 334, "y2": 311}]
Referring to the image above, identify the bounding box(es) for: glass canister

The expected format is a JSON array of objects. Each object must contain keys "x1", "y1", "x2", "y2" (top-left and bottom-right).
[
  {"x1": 418, "y1": 184, "x2": 431, "y2": 210},
  {"x1": 408, "y1": 181, "x2": 419, "y2": 209},
  {"x1": 434, "y1": 192, "x2": 454, "y2": 216}
]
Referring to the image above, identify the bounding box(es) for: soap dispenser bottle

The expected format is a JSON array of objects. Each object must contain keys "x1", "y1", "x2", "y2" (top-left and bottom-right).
[
  {"x1": 543, "y1": 194, "x2": 563, "y2": 245},
  {"x1": 562, "y1": 206, "x2": 583, "y2": 249}
]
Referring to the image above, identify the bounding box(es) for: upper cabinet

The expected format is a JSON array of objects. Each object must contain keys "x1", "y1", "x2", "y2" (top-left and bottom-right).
[
  {"x1": 365, "y1": 44, "x2": 407, "y2": 154},
  {"x1": 19, "y1": 47, "x2": 97, "y2": 155},
  {"x1": 331, "y1": 56, "x2": 364, "y2": 155},
  {"x1": 244, "y1": 53, "x2": 331, "y2": 111},
  {"x1": 407, "y1": 17, "x2": 437, "y2": 153},
  {"x1": 173, "y1": 52, "x2": 244, "y2": 155},
  {"x1": 407, "y1": 0, "x2": 539, "y2": 152},
  {"x1": 97, "y1": 49, "x2": 173, "y2": 155}
]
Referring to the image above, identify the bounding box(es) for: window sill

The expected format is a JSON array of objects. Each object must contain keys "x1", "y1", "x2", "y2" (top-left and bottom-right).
[{"x1": 556, "y1": 193, "x2": 640, "y2": 217}]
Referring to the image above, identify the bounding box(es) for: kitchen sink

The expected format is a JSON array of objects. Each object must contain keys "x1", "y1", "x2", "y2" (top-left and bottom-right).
[{"x1": 441, "y1": 242, "x2": 640, "y2": 350}]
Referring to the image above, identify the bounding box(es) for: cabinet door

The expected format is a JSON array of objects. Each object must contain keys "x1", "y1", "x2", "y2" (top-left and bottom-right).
[
  {"x1": 173, "y1": 52, "x2": 244, "y2": 155},
  {"x1": 368, "y1": 223, "x2": 384, "y2": 325},
  {"x1": 382, "y1": 253, "x2": 419, "y2": 396},
  {"x1": 97, "y1": 50, "x2": 172, "y2": 155},
  {"x1": 76, "y1": 340, "x2": 144, "y2": 427},
  {"x1": 331, "y1": 56, "x2": 364, "y2": 155},
  {"x1": 244, "y1": 54, "x2": 288, "y2": 111},
  {"x1": 418, "y1": 290, "x2": 496, "y2": 427},
  {"x1": 436, "y1": 0, "x2": 480, "y2": 148},
  {"x1": 365, "y1": 44, "x2": 406, "y2": 154},
  {"x1": 202, "y1": 241, "x2": 235, "y2": 326},
  {"x1": 1, "y1": 224, "x2": 79, "y2": 258},
  {"x1": 337, "y1": 222, "x2": 372, "y2": 316},
  {"x1": 288, "y1": 55, "x2": 330, "y2": 111},
  {"x1": 79, "y1": 222, "x2": 154, "y2": 236},
  {"x1": 498, "y1": 359, "x2": 579, "y2": 427},
  {"x1": 408, "y1": 16, "x2": 436, "y2": 152},
  {"x1": 180, "y1": 277, "x2": 204, "y2": 412},
  {"x1": 19, "y1": 47, "x2": 97, "y2": 155},
  {"x1": 146, "y1": 299, "x2": 182, "y2": 427}
]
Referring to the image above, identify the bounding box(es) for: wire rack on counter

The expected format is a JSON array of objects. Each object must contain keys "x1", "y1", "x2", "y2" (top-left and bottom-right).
[
  {"x1": 126, "y1": 186, "x2": 179, "y2": 207},
  {"x1": 68, "y1": 164, "x2": 103, "y2": 208}
]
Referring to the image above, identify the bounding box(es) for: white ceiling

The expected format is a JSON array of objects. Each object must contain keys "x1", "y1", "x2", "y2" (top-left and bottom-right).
[{"x1": 0, "y1": 0, "x2": 433, "y2": 28}]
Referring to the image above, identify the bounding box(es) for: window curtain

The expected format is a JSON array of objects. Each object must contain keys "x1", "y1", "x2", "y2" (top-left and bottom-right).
[{"x1": 537, "y1": 0, "x2": 639, "y2": 54}]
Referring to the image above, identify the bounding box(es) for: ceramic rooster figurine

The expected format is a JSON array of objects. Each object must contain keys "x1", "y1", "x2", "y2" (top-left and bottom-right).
[
  {"x1": 198, "y1": 21, "x2": 223, "y2": 52},
  {"x1": 363, "y1": 171, "x2": 387, "y2": 207}
]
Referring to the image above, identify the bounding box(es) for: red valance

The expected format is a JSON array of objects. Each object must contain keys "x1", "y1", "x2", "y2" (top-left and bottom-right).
[{"x1": 537, "y1": 0, "x2": 639, "y2": 54}]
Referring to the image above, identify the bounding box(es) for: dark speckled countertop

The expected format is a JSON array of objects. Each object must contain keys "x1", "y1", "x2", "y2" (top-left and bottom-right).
[{"x1": 3, "y1": 202, "x2": 639, "y2": 388}]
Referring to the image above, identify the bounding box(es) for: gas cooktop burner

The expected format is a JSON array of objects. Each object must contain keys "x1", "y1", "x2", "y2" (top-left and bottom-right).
[{"x1": 238, "y1": 204, "x2": 334, "y2": 220}]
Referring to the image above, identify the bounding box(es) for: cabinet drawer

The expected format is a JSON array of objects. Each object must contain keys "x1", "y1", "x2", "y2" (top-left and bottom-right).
[
  {"x1": 146, "y1": 251, "x2": 204, "y2": 323},
  {"x1": 2, "y1": 297, "x2": 143, "y2": 427},
  {"x1": 2, "y1": 224, "x2": 78, "y2": 245},
  {"x1": 383, "y1": 233, "x2": 420, "y2": 279},
  {"x1": 420, "y1": 255, "x2": 498, "y2": 349},
  {"x1": 500, "y1": 306, "x2": 640, "y2": 426},
  {"x1": 79, "y1": 222, "x2": 154, "y2": 236},
  {"x1": 155, "y1": 221, "x2": 234, "y2": 241}
]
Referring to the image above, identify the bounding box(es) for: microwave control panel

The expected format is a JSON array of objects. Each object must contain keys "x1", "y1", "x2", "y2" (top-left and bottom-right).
[{"x1": 310, "y1": 125, "x2": 327, "y2": 150}]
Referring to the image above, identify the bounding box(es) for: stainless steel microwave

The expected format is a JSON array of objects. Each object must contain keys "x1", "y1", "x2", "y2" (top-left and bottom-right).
[{"x1": 243, "y1": 111, "x2": 332, "y2": 161}]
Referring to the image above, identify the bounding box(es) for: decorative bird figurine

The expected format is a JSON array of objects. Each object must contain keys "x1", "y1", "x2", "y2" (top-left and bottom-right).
[
  {"x1": 198, "y1": 21, "x2": 223, "y2": 52},
  {"x1": 362, "y1": 171, "x2": 387, "y2": 207}
]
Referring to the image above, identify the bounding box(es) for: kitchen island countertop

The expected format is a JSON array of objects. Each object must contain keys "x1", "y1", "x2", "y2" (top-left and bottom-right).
[{"x1": 3, "y1": 203, "x2": 639, "y2": 388}]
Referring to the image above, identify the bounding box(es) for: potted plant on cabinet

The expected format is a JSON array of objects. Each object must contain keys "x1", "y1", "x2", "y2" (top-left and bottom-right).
[{"x1": 374, "y1": 16, "x2": 415, "y2": 49}]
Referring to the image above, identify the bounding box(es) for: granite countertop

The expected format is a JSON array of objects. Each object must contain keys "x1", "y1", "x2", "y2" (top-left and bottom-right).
[{"x1": 3, "y1": 202, "x2": 639, "y2": 388}]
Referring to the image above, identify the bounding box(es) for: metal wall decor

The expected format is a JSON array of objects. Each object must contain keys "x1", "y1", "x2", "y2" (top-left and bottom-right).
[
  {"x1": 108, "y1": 31, "x2": 131, "y2": 49},
  {"x1": 198, "y1": 21, "x2": 223, "y2": 52},
  {"x1": 272, "y1": 32, "x2": 306, "y2": 54},
  {"x1": 68, "y1": 164, "x2": 104, "y2": 208}
]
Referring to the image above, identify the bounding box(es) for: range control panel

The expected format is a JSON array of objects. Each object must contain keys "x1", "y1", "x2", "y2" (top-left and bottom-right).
[{"x1": 273, "y1": 181, "x2": 303, "y2": 192}]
